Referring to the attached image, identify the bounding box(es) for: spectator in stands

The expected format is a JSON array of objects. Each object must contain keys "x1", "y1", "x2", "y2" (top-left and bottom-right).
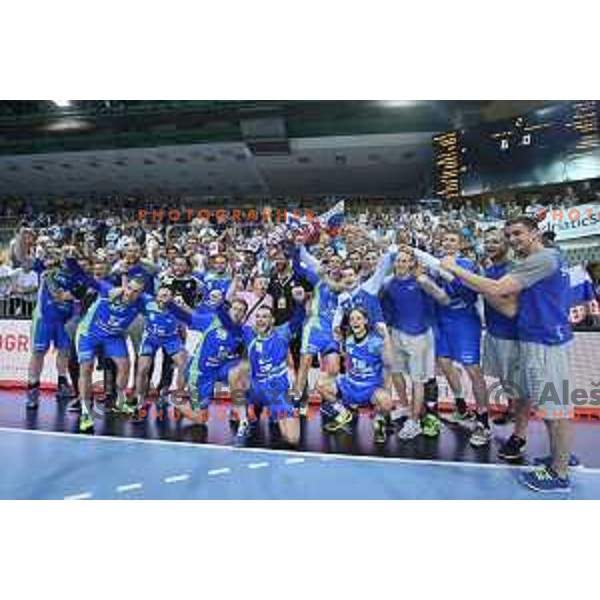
[{"x1": 9, "y1": 224, "x2": 34, "y2": 268}]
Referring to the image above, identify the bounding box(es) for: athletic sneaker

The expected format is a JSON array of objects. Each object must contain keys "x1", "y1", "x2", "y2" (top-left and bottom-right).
[
  {"x1": 498, "y1": 434, "x2": 526, "y2": 461},
  {"x1": 469, "y1": 423, "x2": 491, "y2": 447},
  {"x1": 67, "y1": 398, "x2": 82, "y2": 413},
  {"x1": 234, "y1": 420, "x2": 254, "y2": 446},
  {"x1": 397, "y1": 418, "x2": 422, "y2": 440},
  {"x1": 533, "y1": 454, "x2": 582, "y2": 469},
  {"x1": 25, "y1": 387, "x2": 40, "y2": 410},
  {"x1": 79, "y1": 413, "x2": 94, "y2": 433},
  {"x1": 520, "y1": 466, "x2": 571, "y2": 493},
  {"x1": 444, "y1": 410, "x2": 475, "y2": 425},
  {"x1": 373, "y1": 415, "x2": 387, "y2": 444},
  {"x1": 421, "y1": 413, "x2": 441, "y2": 437},
  {"x1": 323, "y1": 408, "x2": 353, "y2": 433},
  {"x1": 156, "y1": 389, "x2": 170, "y2": 410},
  {"x1": 117, "y1": 399, "x2": 136, "y2": 416},
  {"x1": 56, "y1": 383, "x2": 72, "y2": 402}
]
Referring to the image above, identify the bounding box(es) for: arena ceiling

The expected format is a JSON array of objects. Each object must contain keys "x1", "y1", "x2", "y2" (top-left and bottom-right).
[
  {"x1": 0, "y1": 100, "x2": 552, "y2": 199},
  {"x1": 0, "y1": 132, "x2": 433, "y2": 199}
]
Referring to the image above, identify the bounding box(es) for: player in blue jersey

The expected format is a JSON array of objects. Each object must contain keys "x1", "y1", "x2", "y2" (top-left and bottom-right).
[
  {"x1": 442, "y1": 216, "x2": 575, "y2": 493},
  {"x1": 218, "y1": 292, "x2": 307, "y2": 447},
  {"x1": 292, "y1": 244, "x2": 344, "y2": 413},
  {"x1": 193, "y1": 253, "x2": 233, "y2": 311},
  {"x1": 380, "y1": 249, "x2": 450, "y2": 439},
  {"x1": 315, "y1": 308, "x2": 393, "y2": 444},
  {"x1": 167, "y1": 297, "x2": 248, "y2": 425},
  {"x1": 110, "y1": 240, "x2": 159, "y2": 294},
  {"x1": 73, "y1": 264, "x2": 150, "y2": 432},
  {"x1": 479, "y1": 228, "x2": 521, "y2": 437},
  {"x1": 131, "y1": 286, "x2": 189, "y2": 416},
  {"x1": 435, "y1": 229, "x2": 491, "y2": 447},
  {"x1": 26, "y1": 248, "x2": 83, "y2": 410}
]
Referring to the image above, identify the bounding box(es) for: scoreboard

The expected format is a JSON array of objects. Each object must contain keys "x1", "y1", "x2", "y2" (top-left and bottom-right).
[{"x1": 433, "y1": 101, "x2": 600, "y2": 199}]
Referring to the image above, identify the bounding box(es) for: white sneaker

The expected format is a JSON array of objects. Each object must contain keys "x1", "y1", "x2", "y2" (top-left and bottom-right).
[{"x1": 397, "y1": 418, "x2": 422, "y2": 440}]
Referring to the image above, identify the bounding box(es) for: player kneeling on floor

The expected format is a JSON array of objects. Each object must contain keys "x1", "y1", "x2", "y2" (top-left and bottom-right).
[
  {"x1": 217, "y1": 291, "x2": 306, "y2": 447},
  {"x1": 170, "y1": 297, "x2": 248, "y2": 424},
  {"x1": 316, "y1": 308, "x2": 394, "y2": 444}
]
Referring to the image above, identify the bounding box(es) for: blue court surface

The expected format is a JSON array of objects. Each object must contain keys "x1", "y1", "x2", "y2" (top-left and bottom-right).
[{"x1": 1, "y1": 426, "x2": 600, "y2": 499}]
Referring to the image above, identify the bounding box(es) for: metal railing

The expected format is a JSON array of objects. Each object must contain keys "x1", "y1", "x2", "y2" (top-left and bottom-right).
[{"x1": 0, "y1": 296, "x2": 35, "y2": 319}]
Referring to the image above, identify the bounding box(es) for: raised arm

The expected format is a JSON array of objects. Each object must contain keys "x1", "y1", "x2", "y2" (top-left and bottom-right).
[
  {"x1": 416, "y1": 272, "x2": 450, "y2": 306},
  {"x1": 290, "y1": 246, "x2": 320, "y2": 286},
  {"x1": 362, "y1": 245, "x2": 398, "y2": 295}
]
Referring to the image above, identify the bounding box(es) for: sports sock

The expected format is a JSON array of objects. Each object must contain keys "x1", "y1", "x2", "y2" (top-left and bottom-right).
[
  {"x1": 424, "y1": 378, "x2": 439, "y2": 414},
  {"x1": 477, "y1": 411, "x2": 490, "y2": 429}
]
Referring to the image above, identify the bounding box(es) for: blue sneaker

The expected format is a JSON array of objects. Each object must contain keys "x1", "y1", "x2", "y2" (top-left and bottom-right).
[
  {"x1": 533, "y1": 454, "x2": 582, "y2": 468},
  {"x1": 520, "y1": 466, "x2": 571, "y2": 493}
]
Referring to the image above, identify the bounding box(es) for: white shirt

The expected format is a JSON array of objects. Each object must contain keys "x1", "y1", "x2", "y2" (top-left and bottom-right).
[
  {"x1": 0, "y1": 265, "x2": 13, "y2": 296},
  {"x1": 11, "y1": 268, "x2": 39, "y2": 299}
]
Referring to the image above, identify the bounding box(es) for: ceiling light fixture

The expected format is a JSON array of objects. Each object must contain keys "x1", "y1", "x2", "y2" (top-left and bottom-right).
[
  {"x1": 52, "y1": 100, "x2": 71, "y2": 108},
  {"x1": 379, "y1": 100, "x2": 418, "y2": 108}
]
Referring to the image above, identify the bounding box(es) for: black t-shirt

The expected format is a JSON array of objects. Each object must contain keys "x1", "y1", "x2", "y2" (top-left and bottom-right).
[
  {"x1": 267, "y1": 269, "x2": 312, "y2": 326},
  {"x1": 159, "y1": 273, "x2": 200, "y2": 307}
]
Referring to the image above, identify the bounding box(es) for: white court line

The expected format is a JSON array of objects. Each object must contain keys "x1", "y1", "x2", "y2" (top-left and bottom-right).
[
  {"x1": 248, "y1": 462, "x2": 269, "y2": 469},
  {"x1": 1, "y1": 426, "x2": 599, "y2": 474},
  {"x1": 208, "y1": 468, "x2": 231, "y2": 475},
  {"x1": 116, "y1": 483, "x2": 143, "y2": 493},
  {"x1": 64, "y1": 492, "x2": 93, "y2": 500},
  {"x1": 163, "y1": 474, "x2": 190, "y2": 484},
  {"x1": 285, "y1": 458, "x2": 305, "y2": 465}
]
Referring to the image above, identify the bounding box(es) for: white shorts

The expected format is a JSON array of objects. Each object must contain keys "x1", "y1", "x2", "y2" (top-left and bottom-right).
[
  {"x1": 389, "y1": 327, "x2": 435, "y2": 383},
  {"x1": 520, "y1": 341, "x2": 573, "y2": 421},
  {"x1": 483, "y1": 333, "x2": 521, "y2": 385}
]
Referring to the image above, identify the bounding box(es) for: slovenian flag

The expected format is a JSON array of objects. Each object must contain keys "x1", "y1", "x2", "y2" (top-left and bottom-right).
[
  {"x1": 274, "y1": 199, "x2": 345, "y2": 245},
  {"x1": 318, "y1": 199, "x2": 346, "y2": 234}
]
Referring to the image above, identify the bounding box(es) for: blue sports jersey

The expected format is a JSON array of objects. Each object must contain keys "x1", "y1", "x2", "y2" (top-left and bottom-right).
[
  {"x1": 78, "y1": 281, "x2": 148, "y2": 337},
  {"x1": 32, "y1": 259, "x2": 80, "y2": 322},
  {"x1": 484, "y1": 263, "x2": 519, "y2": 340},
  {"x1": 436, "y1": 256, "x2": 481, "y2": 325},
  {"x1": 337, "y1": 288, "x2": 384, "y2": 326},
  {"x1": 194, "y1": 271, "x2": 232, "y2": 305},
  {"x1": 380, "y1": 276, "x2": 435, "y2": 335},
  {"x1": 244, "y1": 324, "x2": 293, "y2": 383},
  {"x1": 291, "y1": 252, "x2": 339, "y2": 327},
  {"x1": 345, "y1": 332, "x2": 385, "y2": 386},
  {"x1": 187, "y1": 311, "x2": 241, "y2": 372},
  {"x1": 143, "y1": 300, "x2": 181, "y2": 339},
  {"x1": 110, "y1": 260, "x2": 157, "y2": 294},
  {"x1": 516, "y1": 250, "x2": 573, "y2": 346}
]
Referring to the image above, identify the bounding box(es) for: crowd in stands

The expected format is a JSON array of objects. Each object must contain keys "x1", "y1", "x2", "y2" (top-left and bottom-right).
[{"x1": 1, "y1": 178, "x2": 600, "y2": 323}]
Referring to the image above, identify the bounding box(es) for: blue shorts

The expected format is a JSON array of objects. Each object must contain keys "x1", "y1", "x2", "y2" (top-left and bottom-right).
[
  {"x1": 139, "y1": 333, "x2": 183, "y2": 357},
  {"x1": 76, "y1": 330, "x2": 128, "y2": 363},
  {"x1": 31, "y1": 316, "x2": 70, "y2": 353},
  {"x1": 434, "y1": 319, "x2": 481, "y2": 366},
  {"x1": 301, "y1": 322, "x2": 339, "y2": 356},
  {"x1": 247, "y1": 374, "x2": 298, "y2": 421},
  {"x1": 337, "y1": 374, "x2": 382, "y2": 406},
  {"x1": 188, "y1": 358, "x2": 240, "y2": 406}
]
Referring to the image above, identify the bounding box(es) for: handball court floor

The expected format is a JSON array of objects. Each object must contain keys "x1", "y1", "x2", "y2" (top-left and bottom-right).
[{"x1": 1, "y1": 390, "x2": 600, "y2": 499}]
